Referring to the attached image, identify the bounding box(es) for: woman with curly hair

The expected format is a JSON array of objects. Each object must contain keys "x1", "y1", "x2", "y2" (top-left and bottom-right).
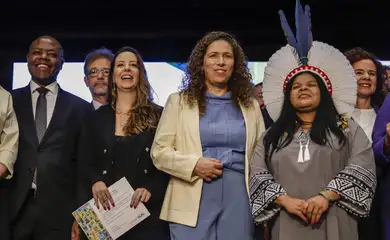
[
  {"x1": 344, "y1": 48, "x2": 387, "y2": 240},
  {"x1": 151, "y1": 31, "x2": 265, "y2": 239},
  {"x1": 344, "y1": 47, "x2": 387, "y2": 139},
  {"x1": 79, "y1": 46, "x2": 170, "y2": 239}
]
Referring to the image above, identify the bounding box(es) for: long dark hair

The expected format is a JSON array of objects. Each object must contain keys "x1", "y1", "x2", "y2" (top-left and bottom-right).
[
  {"x1": 263, "y1": 71, "x2": 347, "y2": 163},
  {"x1": 108, "y1": 46, "x2": 160, "y2": 135}
]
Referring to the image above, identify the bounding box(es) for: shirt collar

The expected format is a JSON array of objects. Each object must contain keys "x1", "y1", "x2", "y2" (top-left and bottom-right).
[
  {"x1": 30, "y1": 80, "x2": 58, "y2": 95},
  {"x1": 92, "y1": 100, "x2": 105, "y2": 110}
]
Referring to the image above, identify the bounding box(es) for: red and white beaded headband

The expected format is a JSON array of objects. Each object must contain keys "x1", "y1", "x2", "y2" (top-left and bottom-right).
[{"x1": 282, "y1": 65, "x2": 333, "y2": 95}]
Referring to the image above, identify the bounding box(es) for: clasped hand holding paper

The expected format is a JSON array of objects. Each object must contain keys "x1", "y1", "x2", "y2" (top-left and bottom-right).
[{"x1": 73, "y1": 177, "x2": 150, "y2": 240}]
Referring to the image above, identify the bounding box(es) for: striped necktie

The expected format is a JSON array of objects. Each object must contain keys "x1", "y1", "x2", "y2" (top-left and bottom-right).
[{"x1": 33, "y1": 87, "x2": 48, "y2": 189}]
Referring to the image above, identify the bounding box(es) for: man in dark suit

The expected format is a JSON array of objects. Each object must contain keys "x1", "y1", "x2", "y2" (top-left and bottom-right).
[
  {"x1": 255, "y1": 82, "x2": 273, "y2": 129},
  {"x1": 8, "y1": 35, "x2": 90, "y2": 240},
  {"x1": 72, "y1": 47, "x2": 114, "y2": 240},
  {"x1": 83, "y1": 47, "x2": 113, "y2": 110}
]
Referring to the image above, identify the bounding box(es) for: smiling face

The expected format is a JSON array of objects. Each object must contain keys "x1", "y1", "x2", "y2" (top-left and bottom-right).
[
  {"x1": 27, "y1": 37, "x2": 64, "y2": 85},
  {"x1": 113, "y1": 51, "x2": 139, "y2": 92},
  {"x1": 290, "y1": 72, "x2": 321, "y2": 112},
  {"x1": 84, "y1": 57, "x2": 111, "y2": 97},
  {"x1": 203, "y1": 39, "x2": 234, "y2": 89},
  {"x1": 353, "y1": 59, "x2": 377, "y2": 98}
]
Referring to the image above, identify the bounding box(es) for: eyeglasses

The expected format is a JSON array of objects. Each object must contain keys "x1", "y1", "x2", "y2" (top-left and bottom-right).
[{"x1": 88, "y1": 68, "x2": 110, "y2": 77}]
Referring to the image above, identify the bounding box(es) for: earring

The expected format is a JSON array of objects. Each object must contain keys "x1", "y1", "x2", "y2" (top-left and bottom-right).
[{"x1": 294, "y1": 120, "x2": 300, "y2": 132}]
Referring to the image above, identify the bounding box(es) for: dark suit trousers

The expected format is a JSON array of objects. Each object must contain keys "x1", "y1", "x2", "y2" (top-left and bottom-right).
[
  {"x1": 11, "y1": 190, "x2": 70, "y2": 240},
  {"x1": 0, "y1": 180, "x2": 10, "y2": 240},
  {"x1": 358, "y1": 177, "x2": 383, "y2": 240}
]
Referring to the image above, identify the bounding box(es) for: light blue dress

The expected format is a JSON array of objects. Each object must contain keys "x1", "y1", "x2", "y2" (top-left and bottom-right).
[{"x1": 169, "y1": 92, "x2": 254, "y2": 240}]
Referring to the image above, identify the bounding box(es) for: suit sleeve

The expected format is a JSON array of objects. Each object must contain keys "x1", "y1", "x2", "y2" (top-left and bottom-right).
[
  {"x1": 140, "y1": 152, "x2": 170, "y2": 208},
  {"x1": 372, "y1": 95, "x2": 390, "y2": 165},
  {"x1": 151, "y1": 93, "x2": 201, "y2": 182},
  {"x1": 0, "y1": 91, "x2": 19, "y2": 179},
  {"x1": 77, "y1": 109, "x2": 101, "y2": 205},
  {"x1": 141, "y1": 105, "x2": 169, "y2": 205}
]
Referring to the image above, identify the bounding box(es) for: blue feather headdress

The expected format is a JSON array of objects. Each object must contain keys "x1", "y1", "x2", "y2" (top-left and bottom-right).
[
  {"x1": 278, "y1": 0, "x2": 312, "y2": 66},
  {"x1": 261, "y1": 0, "x2": 358, "y2": 123}
]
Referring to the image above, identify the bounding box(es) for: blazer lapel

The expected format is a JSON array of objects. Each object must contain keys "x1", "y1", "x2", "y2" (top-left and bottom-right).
[
  {"x1": 102, "y1": 107, "x2": 155, "y2": 160},
  {"x1": 240, "y1": 102, "x2": 257, "y2": 192},
  {"x1": 240, "y1": 103, "x2": 256, "y2": 153},
  {"x1": 102, "y1": 108, "x2": 116, "y2": 154},
  {"x1": 40, "y1": 88, "x2": 70, "y2": 146},
  {"x1": 19, "y1": 86, "x2": 39, "y2": 147},
  {"x1": 129, "y1": 131, "x2": 152, "y2": 159},
  {"x1": 185, "y1": 103, "x2": 202, "y2": 156}
]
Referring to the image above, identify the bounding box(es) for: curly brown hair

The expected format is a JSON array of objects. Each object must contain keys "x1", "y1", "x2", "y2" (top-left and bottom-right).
[
  {"x1": 108, "y1": 46, "x2": 160, "y2": 135},
  {"x1": 344, "y1": 47, "x2": 386, "y2": 109},
  {"x1": 179, "y1": 31, "x2": 255, "y2": 115}
]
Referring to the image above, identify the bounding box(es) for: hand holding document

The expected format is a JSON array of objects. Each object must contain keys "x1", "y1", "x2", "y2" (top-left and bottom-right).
[{"x1": 73, "y1": 177, "x2": 150, "y2": 240}]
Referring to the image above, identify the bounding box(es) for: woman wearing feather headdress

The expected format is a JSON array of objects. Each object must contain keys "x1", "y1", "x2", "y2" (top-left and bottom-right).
[{"x1": 249, "y1": 1, "x2": 376, "y2": 239}]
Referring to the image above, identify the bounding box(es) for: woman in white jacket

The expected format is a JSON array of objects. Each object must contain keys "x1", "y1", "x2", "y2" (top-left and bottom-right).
[{"x1": 151, "y1": 31, "x2": 265, "y2": 240}]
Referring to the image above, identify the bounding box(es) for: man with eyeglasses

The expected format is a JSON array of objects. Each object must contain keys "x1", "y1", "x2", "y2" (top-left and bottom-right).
[
  {"x1": 83, "y1": 47, "x2": 114, "y2": 110},
  {"x1": 71, "y1": 47, "x2": 114, "y2": 240}
]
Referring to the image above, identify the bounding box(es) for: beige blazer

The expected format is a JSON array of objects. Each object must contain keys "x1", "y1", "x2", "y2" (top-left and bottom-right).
[
  {"x1": 151, "y1": 92, "x2": 265, "y2": 227},
  {"x1": 0, "y1": 86, "x2": 19, "y2": 179}
]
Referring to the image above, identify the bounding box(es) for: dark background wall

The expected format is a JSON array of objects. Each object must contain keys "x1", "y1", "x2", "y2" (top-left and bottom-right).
[{"x1": 0, "y1": 0, "x2": 388, "y2": 90}]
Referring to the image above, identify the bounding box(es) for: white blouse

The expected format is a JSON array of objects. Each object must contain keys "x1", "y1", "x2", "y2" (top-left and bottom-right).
[{"x1": 351, "y1": 108, "x2": 376, "y2": 142}]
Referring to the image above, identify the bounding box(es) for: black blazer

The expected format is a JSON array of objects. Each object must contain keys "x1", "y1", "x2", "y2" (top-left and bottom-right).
[
  {"x1": 79, "y1": 104, "x2": 170, "y2": 239},
  {"x1": 9, "y1": 85, "x2": 90, "y2": 230}
]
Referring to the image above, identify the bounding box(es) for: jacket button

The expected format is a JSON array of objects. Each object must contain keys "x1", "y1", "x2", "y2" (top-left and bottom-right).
[
  {"x1": 145, "y1": 147, "x2": 149, "y2": 152},
  {"x1": 104, "y1": 149, "x2": 107, "y2": 154},
  {"x1": 144, "y1": 169, "x2": 148, "y2": 174}
]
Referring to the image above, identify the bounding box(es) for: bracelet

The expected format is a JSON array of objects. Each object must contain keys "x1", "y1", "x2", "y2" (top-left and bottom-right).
[{"x1": 319, "y1": 190, "x2": 333, "y2": 203}]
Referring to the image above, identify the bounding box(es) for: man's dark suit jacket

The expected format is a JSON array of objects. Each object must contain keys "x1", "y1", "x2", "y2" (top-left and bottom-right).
[
  {"x1": 260, "y1": 105, "x2": 273, "y2": 129},
  {"x1": 8, "y1": 84, "x2": 90, "y2": 236},
  {"x1": 78, "y1": 104, "x2": 170, "y2": 239}
]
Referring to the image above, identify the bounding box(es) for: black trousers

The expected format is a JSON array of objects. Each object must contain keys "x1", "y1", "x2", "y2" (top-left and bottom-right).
[
  {"x1": 0, "y1": 180, "x2": 10, "y2": 240},
  {"x1": 11, "y1": 190, "x2": 70, "y2": 240},
  {"x1": 358, "y1": 193, "x2": 382, "y2": 239}
]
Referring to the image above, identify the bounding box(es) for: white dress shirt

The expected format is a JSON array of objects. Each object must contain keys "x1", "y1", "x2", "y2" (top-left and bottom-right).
[
  {"x1": 30, "y1": 80, "x2": 58, "y2": 127},
  {"x1": 30, "y1": 80, "x2": 58, "y2": 188},
  {"x1": 92, "y1": 99, "x2": 104, "y2": 110}
]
